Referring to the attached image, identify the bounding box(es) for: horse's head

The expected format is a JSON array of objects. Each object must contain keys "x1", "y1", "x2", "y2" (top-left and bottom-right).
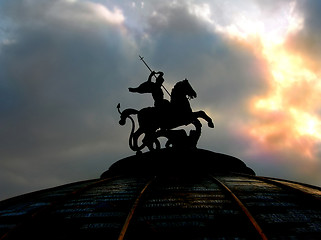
[
  {"x1": 171, "y1": 79, "x2": 197, "y2": 103},
  {"x1": 182, "y1": 79, "x2": 197, "y2": 99}
]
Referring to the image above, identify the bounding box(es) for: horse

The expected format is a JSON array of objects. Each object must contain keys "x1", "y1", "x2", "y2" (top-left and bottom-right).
[{"x1": 118, "y1": 79, "x2": 214, "y2": 153}]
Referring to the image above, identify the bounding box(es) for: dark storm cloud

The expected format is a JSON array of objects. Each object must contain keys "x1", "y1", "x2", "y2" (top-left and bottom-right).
[
  {"x1": 0, "y1": 3, "x2": 127, "y2": 156},
  {"x1": 0, "y1": 0, "x2": 139, "y2": 199},
  {"x1": 286, "y1": 0, "x2": 321, "y2": 70}
]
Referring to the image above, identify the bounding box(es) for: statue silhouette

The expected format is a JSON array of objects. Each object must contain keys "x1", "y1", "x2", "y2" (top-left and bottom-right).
[
  {"x1": 128, "y1": 71, "x2": 170, "y2": 111},
  {"x1": 119, "y1": 73, "x2": 214, "y2": 154}
]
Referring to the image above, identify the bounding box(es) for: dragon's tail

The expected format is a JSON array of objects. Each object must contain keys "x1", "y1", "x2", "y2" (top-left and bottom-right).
[{"x1": 117, "y1": 104, "x2": 145, "y2": 152}]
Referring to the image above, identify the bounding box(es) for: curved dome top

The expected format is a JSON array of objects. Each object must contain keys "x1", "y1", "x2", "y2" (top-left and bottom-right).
[{"x1": 1, "y1": 149, "x2": 321, "y2": 239}]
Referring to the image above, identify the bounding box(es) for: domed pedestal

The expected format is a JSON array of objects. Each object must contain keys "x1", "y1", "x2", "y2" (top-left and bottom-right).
[{"x1": 101, "y1": 148, "x2": 255, "y2": 178}]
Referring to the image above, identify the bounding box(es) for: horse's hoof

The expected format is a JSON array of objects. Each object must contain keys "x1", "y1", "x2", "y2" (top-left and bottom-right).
[
  {"x1": 119, "y1": 119, "x2": 126, "y2": 125},
  {"x1": 208, "y1": 121, "x2": 214, "y2": 128}
]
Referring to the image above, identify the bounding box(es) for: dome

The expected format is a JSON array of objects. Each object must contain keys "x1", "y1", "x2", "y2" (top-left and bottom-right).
[{"x1": 1, "y1": 149, "x2": 321, "y2": 239}]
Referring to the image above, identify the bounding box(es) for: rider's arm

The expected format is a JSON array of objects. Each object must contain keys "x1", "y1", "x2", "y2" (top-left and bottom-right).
[{"x1": 147, "y1": 71, "x2": 155, "y2": 82}]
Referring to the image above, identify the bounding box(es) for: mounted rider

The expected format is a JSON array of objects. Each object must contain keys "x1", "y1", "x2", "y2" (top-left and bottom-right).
[
  {"x1": 129, "y1": 71, "x2": 170, "y2": 113},
  {"x1": 118, "y1": 56, "x2": 214, "y2": 153}
]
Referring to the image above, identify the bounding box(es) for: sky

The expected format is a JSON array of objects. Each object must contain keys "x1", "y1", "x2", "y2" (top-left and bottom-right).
[{"x1": 1, "y1": 0, "x2": 321, "y2": 200}]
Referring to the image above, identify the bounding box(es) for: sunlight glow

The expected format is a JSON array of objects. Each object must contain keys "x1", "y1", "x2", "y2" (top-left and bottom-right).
[
  {"x1": 95, "y1": 5, "x2": 125, "y2": 24},
  {"x1": 209, "y1": 1, "x2": 321, "y2": 159},
  {"x1": 188, "y1": 3, "x2": 214, "y2": 24}
]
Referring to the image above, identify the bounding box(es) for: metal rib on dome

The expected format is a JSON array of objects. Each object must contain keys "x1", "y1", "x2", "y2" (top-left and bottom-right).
[{"x1": 1, "y1": 149, "x2": 321, "y2": 240}]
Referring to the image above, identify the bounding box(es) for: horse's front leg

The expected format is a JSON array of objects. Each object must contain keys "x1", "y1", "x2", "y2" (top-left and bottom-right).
[{"x1": 193, "y1": 111, "x2": 214, "y2": 128}]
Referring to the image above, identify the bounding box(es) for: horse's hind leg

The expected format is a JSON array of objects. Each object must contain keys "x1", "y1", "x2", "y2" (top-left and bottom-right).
[{"x1": 193, "y1": 111, "x2": 214, "y2": 128}]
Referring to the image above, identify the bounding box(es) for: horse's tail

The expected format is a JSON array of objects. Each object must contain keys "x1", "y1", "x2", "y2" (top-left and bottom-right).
[{"x1": 117, "y1": 104, "x2": 145, "y2": 152}]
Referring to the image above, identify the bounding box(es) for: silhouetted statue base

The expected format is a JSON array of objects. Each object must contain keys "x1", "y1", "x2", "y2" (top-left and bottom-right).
[
  {"x1": 158, "y1": 128, "x2": 200, "y2": 149},
  {"x1": 101, "y1": 148, "x2": 256, "y2": 178}
]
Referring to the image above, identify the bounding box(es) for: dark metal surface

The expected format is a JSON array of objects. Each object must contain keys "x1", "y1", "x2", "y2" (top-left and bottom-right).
[
  {"x1": 123, "y1": 175, "x2": 261, "y2": 239},
  {"x1": 118, "y1": 176, "x2": 156, "y2": 240},
  {"x1": 1, "y1": 151, "x2": 321, "y2": 239},
  {"x1": 211, "y1": 176, "x2": 268, "y2": 240},
  {"x1": 216, "y1": 175, "x2": 321, "y2": 239},
  {"x1": 0, "y1": 179, "x2": 97, "y2": 239}
]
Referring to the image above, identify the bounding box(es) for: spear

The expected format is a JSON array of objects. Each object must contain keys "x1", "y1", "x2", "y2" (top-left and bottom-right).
[{"x1": 139, "y1": 55, "x2": 171, "y2": 97}]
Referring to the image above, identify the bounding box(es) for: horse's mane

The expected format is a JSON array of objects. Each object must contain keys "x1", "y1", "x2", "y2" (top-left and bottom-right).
[{"x1": 171, "y1": 80, "x2": 186, "y2": 99}]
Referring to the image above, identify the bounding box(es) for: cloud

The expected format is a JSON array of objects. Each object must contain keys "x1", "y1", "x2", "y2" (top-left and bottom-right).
[
  {"x1": 286, "y1": 0, "x2": 321, "y2": 71},
  {"x1": 142, "y1": 1, "x2": 268, "y2": 109},
  {"x1": 1, "y1": 0, "x2": 321, "y2": 200},
  {"x1": 0, "y1": 0, "x2": 137, "y2": 199}
]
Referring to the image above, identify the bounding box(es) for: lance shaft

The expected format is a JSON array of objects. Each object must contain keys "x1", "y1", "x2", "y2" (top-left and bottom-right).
[
  {"x1": 139, "y1": 55, "x2": 153, "y2": 72},
  {"x1": 139, "y1": 55, "x2": 171, "y2": 97}
]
